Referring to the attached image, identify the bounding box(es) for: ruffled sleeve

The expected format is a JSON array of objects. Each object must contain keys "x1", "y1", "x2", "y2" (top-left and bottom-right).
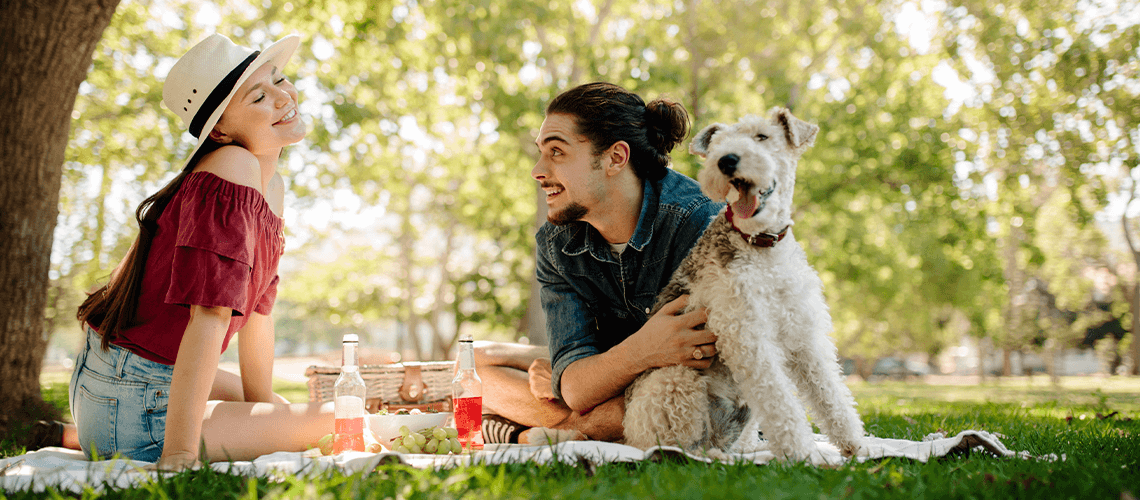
[{"x1": 164, "y1": 173, "x2": 266, "y2": 316}]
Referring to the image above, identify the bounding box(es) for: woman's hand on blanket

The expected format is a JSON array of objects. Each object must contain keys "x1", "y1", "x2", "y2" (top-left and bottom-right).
[
  {"x1": 627, "y1": 295, "x2": 716, "y2": 370},
  {"x1": 528, "y1": 358, "x2": 557, "y2": 401},
  {"x1": 148, "y1": 451, "x2": 201, "y2": 472}
]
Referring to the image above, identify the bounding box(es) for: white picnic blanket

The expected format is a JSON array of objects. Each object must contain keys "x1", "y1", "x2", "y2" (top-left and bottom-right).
[{"x1": 1, "y1": 431, "x2": 1038, "y2": 493}]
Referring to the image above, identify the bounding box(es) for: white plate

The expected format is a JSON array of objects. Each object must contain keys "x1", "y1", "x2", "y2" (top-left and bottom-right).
[{"x1": 366, "y1": 412, "x2": 452, "y2": 444}]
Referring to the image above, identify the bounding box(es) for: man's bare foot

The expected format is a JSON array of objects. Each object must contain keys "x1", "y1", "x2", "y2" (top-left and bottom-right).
[{"x1": 528, "y1": 358, "x2": 557, "y2": 401}]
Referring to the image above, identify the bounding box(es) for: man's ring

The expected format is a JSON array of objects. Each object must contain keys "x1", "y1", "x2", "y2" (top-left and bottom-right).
[{"x1": 693, "y1": 348, "x2": 704, "y2": 360}]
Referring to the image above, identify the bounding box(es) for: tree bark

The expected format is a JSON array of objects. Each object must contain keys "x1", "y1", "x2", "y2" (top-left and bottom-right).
[
  {"x1": 1121, "y1": 179, "x2": 1140, "y2": 376},
  {"x1": 977, "y1": 335, "x2": 988, "y2": 382},
  {"x1": 428, "y1": 219, "x2": 458, "y2": 358},
  {"x1": 1132, "y1": 283, "x2": 1140, "y2": 376},
  {"x1": 523, "y1": 184, "x2": 549, "y2": 345},
  {"x1": 0, "y1": 0, "x2": 120, "y2": 436}
]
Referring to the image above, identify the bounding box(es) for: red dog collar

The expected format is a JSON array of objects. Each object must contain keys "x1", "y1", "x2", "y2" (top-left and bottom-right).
[{"x1": 725, "y1": 205, "x2": 789, "y2": 248}]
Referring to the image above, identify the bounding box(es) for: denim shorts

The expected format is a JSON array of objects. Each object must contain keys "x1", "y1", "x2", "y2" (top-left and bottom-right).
[{"x1": 69, "y1": 325, "x2": 172, "y2": 462}]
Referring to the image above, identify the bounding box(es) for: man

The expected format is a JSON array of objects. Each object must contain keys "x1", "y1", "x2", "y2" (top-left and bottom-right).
[{"x1": 477, "y1": 82, "x2": 723, "y2": 443}]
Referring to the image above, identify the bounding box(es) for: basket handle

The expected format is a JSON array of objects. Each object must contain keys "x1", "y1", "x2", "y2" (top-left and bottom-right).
[{"x1": 399, "y1": 365, "x2": 429, "y2": 402}]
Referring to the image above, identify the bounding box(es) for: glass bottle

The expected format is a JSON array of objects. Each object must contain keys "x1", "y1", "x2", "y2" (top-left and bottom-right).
[
  {"x1": 333, "y1": 333, "x2": 367, "y2": 454},
  {"x1": 451, "y1": 336, "x2": 484, "y2": 451}
]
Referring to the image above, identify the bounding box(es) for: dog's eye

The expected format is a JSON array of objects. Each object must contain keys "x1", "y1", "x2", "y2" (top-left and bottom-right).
[{"x1": 755, "y1": 134, "x2": 769, "y2": 142}]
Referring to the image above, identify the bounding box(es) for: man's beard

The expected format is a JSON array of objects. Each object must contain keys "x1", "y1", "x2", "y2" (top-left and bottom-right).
[
  {"x1": 545, "y1": 155, "x2": 601, "y2": 226},
  {"x1": 548, "y1": 202, "x2": 588, "y2": 226}
]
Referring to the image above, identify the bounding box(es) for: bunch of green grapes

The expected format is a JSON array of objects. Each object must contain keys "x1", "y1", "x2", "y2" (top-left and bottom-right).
[{"x1": 390, "y1": 425, "x2": 463, "y2": 454}]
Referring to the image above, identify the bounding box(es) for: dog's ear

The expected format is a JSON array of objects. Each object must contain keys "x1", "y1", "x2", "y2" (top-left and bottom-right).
[
  {"x1": 774, "y1": 108, "x2": 819, "y2": 153},
  {"x1": 689, "y1": 123, "x2": 723, "y2": 158}
]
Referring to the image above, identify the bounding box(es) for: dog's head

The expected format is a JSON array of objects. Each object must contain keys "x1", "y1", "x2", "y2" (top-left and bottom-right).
[{"x1": 689, "y1": 108, "x2": 818, "y2": 235}]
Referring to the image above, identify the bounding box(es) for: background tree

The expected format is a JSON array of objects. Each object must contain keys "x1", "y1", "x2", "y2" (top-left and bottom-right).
[
  {"x1": 937, "y1": 0, "x2": 1140, "y2": 378},
  {"x1": 0, "y1": 0, "x2": 121, "y2": 437}
]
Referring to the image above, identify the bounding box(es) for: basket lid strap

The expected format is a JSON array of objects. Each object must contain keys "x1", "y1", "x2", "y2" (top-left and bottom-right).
[{"x1": 399, "y1": 365, "x2": 428, "y2": 402}]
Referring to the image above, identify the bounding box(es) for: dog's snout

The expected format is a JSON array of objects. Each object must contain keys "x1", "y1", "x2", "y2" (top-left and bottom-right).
[{"x1": 718, "y1": 154, "x2": 739, "y2": 176}]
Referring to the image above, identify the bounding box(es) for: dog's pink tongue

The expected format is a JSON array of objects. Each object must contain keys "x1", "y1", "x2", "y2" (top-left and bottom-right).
[{"x1": 731, "y1": 188, "x2": 759, "y2": 219}]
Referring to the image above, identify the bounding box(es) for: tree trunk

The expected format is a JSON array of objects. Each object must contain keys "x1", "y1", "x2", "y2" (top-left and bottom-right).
[
  {"x1": 428, "y1": 219, "x2": 458, "y2": 359},
  {"x1": 0, "y1": 0, "x2": 119, "y2": 436},
  {"x1": 1133, "y1": 283, "x2": 1140, "y2": 376},
  {"x1": 523, "y1": 184, "x2": 549, "y2": 345},
  {"x1": 395, "y1": 183, "x2": 424, "y2": 361},
  {"x1": 852, "y1": 355, "x2": 873, "y2": 380},
  {"x1": 1121, "y1": 177, "x2": 1140, "y2": 376},
  {"x1": 977, "y1": 336, "x2": 988, "y2": 382},
  {"x1": 1044, "y1": 339, "x2": 1060, "y2": 386}
]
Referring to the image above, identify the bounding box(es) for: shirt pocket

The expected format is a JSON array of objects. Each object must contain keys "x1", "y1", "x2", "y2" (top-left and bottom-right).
[{"x1": 631, "y1": 292, "x2": 658, "y2": 322}]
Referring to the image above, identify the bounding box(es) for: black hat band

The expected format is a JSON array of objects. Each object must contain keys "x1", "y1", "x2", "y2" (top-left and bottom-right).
[{"x1": 189, "y1": 51, "x2": 260, "y2": 138}]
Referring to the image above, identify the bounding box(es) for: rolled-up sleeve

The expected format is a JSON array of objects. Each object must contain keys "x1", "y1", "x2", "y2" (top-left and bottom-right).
[{"x1": 537, "y1": 239, "x2": 598, "y2": 401}]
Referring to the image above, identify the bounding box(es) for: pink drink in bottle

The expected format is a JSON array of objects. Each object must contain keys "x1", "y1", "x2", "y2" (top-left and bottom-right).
[
  {"x1": 451, "y1": 337, "x2": 483, "y2": 450},
  {"x1": 333, "y1": 334, "x2": 366, "y2": 454}
]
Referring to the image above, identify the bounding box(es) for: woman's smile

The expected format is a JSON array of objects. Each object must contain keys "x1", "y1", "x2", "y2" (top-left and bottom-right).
[{"x1": 274, "y1": 108, "x2": 298, "y2": 126}]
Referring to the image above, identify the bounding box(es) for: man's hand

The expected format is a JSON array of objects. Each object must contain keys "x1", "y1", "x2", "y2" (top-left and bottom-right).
[
  {"x1": 528, "y1": 358, "x2": 557, "y2": 401},
  {"x1": 625, "y1": 295, "x2": 717, "y2": 371}
]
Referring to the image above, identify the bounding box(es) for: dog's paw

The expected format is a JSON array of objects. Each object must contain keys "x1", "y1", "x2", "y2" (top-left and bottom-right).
[
  {"x1": 520, "y1": 427, "x2": 587, "y2": 445},
  {"x1": 838, "y1": 439, "x2": 864, "y2": 458}
]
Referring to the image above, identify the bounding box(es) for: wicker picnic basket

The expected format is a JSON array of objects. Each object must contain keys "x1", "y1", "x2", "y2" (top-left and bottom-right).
[{"x1": 305, "y1": 361, "x2": 456, "y2": 412}]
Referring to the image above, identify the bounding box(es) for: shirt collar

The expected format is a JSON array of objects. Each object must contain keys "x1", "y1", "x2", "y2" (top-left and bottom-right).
[{"x1": 626, "y1": 176, "x2": 659, "y2": 252}]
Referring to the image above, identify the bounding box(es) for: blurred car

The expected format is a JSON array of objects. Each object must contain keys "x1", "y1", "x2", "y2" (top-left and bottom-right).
[
  {"x1": 870, "y1": 357, "x2": 929, "y2": 380},
  {"x1": 839, "y1": 358, "x2": 857, "y2": 377}
]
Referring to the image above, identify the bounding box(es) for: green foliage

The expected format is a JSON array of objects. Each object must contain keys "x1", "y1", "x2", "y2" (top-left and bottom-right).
[
  {"x1": 50, "y1": 0, "x2": 1140, "y2": 364},
  {"x1": 936, "y1": 0, "x2": 1140, "y2": 353}
]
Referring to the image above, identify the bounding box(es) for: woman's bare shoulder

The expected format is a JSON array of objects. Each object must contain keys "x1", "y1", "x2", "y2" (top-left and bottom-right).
[{"x1": 194, "y1": 146, "x2": 261, "y2": 191}]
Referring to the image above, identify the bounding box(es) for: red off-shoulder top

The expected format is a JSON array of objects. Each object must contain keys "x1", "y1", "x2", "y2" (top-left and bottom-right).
[{"x1": 112, "y1": 171, "x2": 284, "y2": 365}]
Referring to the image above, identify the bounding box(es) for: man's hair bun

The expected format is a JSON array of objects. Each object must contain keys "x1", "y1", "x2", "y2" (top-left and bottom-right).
[{"x1": 644, "y1": 98, "x2": 690, "y2": 157}]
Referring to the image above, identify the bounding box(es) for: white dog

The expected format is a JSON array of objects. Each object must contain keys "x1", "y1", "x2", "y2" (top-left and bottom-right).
[{"x1": 621, "y1": 108, "x2": 865, "y2": 460}]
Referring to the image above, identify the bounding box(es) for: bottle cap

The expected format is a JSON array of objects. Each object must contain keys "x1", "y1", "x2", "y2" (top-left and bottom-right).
[
  {"x1": 343, "y1": 334, "x2": 359, "y2": 343},
  {"x1": 458, "y1": 335, "x2": 473, "y2": 343}
]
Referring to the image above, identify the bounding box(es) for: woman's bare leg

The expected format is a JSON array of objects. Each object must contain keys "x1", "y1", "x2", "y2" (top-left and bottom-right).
[
  {"x1": 61, "y1": 424, "x2": 80, "y2": 449},
  {"x1": 209, "y1": 368, "x2": 245, "y2": 401},
  {"x1": 210, "y1": 368, "x2": 290, "y2": 404},
  {"x1": 200, "y1": 401, "x2": 334, "y2": 462}
]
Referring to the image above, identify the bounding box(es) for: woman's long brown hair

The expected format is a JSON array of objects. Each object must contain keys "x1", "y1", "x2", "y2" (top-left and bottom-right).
[{"x1": 77, "y1": 140, "x2": 223, "y2": 350}]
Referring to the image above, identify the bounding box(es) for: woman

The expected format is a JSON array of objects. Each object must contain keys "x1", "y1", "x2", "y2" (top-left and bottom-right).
[{"x1": 67, "y1": 33, "x2": 333, "y2": 471}]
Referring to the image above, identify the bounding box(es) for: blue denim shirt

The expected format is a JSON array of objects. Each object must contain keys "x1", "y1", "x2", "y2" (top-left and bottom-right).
[{"x1": 536, "y1": 169, "x2": 722, "y2": 401}]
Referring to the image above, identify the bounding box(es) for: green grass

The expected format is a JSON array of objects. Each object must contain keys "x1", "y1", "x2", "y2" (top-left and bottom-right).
[{"x1": 5, "y1": 374, "x2": 1138, "y2": 499}]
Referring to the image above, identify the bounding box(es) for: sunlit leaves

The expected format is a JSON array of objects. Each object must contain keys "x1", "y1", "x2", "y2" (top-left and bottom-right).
[{"x1": 51, "y1": 0, "x2": 1138, "y2": 364}]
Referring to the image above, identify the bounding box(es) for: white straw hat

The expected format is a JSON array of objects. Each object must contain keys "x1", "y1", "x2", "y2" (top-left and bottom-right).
[{"x1": 163, "y1": 33, "x2": 300, "y2": 168}]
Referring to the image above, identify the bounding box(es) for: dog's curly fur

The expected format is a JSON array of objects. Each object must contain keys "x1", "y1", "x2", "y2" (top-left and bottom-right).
[{"x1": 621, "y1": 109, "x2": 865, "y2": 461}]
